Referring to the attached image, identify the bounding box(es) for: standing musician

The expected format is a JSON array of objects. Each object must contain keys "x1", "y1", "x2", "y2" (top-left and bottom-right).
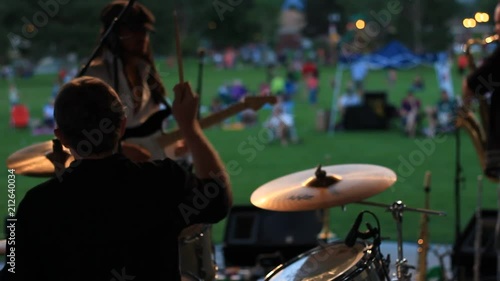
[
  {"x1": 1, "y1": 76, "x2": 231, "y2": 281},
  {"x1": 84, "y1": 0, "x2": 184, "y2": 161},
  {"x1": 462, "y1": 2, "x2": 500, "y2": 178}
]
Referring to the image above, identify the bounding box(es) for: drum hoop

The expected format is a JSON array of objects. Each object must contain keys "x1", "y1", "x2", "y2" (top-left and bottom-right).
[
  {"x1": 264, "y1": 241, "x2": 369, "y2": 281},
  {"x1": 336, "y1": 251, "x2": 381, "y2": 281}
]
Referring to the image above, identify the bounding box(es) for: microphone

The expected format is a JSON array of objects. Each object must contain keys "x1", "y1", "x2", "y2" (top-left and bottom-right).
[
  {"x1": 345, "y1": 212, "x2": 364, "y2": 247},
  {"x1": 365, "y1": 222, "x2": 381, "y2": 247}
]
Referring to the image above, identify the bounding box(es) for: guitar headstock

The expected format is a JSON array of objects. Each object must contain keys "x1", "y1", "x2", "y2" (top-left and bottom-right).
[{"x1": 242, "y1": 96, "x2": 278, "y2": 110}]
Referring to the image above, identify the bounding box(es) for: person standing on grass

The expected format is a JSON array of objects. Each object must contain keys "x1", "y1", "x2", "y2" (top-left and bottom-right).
[
  {"x1": 306, "y1": 72, "x2": 319, "y2": 105},
  {"x1": 400, "y1": 89, "x2": 422, "y2": 138}
]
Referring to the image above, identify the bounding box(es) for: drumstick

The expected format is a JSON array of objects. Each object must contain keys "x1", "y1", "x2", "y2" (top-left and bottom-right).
[
  {"x1": 173, "y1": 9, "x2": 184, "y2": 84},
  {"x1": 0, "y1": 239, "x2": 6, "y2": 255}
]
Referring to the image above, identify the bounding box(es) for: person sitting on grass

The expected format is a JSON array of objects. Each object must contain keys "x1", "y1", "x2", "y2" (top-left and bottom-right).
[
  {"x1": 264, "y1": 100, "x2": 299, "y2": 146},
  {"x1": 425, "y1": 89, "x2": 458, "y2": 137},
  {"x1": 400, "y1": 89, "x2": 422, "y2": 138}
]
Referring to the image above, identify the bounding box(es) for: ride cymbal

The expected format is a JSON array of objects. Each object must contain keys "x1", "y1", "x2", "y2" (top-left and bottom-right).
[{"x1": 250, "y1": 164, "x2": 397, "y2": 212}]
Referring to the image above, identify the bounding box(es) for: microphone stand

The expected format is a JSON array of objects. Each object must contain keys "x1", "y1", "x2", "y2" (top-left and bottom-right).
[
  {"x1": 77, "y1": 0, "x2": 137, "y2": 78},
  {"x1": 453, "y1": 121, "x2": 465, "y2": 280},
  {"x1": 75, "y1": 0, "x2": 136, "y2": 156},
  {"x1": 454, "y1": 127, "x2": 463, "y2": 241}
]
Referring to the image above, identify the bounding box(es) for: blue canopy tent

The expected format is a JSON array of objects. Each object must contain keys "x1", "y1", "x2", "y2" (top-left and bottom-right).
[
  {"x1": 338, "y1": 40, "x2": 440, "y2": 69},
  {"x1": 329, "y1": 40, "x2": 446, "y2": 133},
  {"x1": 281, "y1": 0, "x2": 305, "y2": 11}
]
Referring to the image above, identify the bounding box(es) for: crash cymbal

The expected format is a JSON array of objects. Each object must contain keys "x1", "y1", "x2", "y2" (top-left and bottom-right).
[
  {"x1": 6, "y1": 140, "x2": 74, "y2": 177},
  {"x1": 250, "y1": 164, "x2": 397, "y2": 211},
  {"x1": 6, "y1": 140, "x2": 151, "y2": 177}
]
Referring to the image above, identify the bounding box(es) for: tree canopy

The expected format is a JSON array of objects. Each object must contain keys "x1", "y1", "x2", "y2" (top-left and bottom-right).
[{"x1": 0, "y1": 0, "x2": 477, "y2": 63}]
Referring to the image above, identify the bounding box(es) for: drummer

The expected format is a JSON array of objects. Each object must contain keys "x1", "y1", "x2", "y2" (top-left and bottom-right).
[{"x1": 1, "y1": 76, "x2": 232, "y2": 280}]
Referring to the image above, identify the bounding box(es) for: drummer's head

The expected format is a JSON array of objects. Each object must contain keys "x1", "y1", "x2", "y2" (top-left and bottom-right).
[
  {"x1": 54, "y1": 76, "x2": 126, "y2": 158},
  {"x1": 100, "y1": 0, "x2": 154, "y2": 55}
]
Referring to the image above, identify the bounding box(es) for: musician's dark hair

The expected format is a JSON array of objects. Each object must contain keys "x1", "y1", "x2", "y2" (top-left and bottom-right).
[
  {"x1": 54, "y1": 76, "x2": 125, "y2": 155},
  {"x1": 95, "y1": 0, "x2": 166, "y2": 108}
]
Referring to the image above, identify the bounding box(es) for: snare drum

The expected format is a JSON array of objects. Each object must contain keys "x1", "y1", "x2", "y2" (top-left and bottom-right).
[
  {"x1": 265, "y1": 241, "x2": 387, "y2": 281},
  {"x1": 179, "y1": 224, "x2": 217, "y2": 281}
]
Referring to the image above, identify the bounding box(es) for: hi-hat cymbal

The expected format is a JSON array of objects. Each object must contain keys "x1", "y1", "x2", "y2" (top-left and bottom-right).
[
  {"x1": 6, "y1": 140, "x2": 151, "y2": 177},
  {"x1": 250, "y1": 164, "x2": 397, "y2": 211}
]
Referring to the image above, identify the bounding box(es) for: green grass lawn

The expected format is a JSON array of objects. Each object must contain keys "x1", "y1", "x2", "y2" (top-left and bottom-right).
[{"x1": 0, "y1": 59, "x2": 496, "y2": 251}]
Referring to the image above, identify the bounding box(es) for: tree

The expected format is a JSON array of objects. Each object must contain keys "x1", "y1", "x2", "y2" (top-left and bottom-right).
[
  {"x1": 338, "y1": 0, "x2": 459, "y2": 53},
  {"x1": 336, "y1": 0, "x2": 395, "y2": 53},
  {"x1": 304, "y1": 0, "x2": 346, "y2": 37},
  {"x1": 246, "y1": 0, "x2": 281, "y2": 44},
  {"x1": 409, "y1": 0, "x2": 459, "y2": 52},
  {"x1": 1, "y1": 0, "x2": 463, "y2": 63}
]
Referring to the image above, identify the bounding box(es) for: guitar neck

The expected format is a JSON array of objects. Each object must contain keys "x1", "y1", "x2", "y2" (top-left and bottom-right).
[{"x1": 156, "y1": 102, "x2": 247, "y2": 148}]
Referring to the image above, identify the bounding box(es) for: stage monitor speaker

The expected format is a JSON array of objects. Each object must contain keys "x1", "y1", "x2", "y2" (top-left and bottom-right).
[
  {"x1": 223, "y1": 205, "x2": 323, "y2": 267},
  {"x1": 363, "y1": 91, "x2": 388, "y2": 118},
  {"x1": 452, "y1": 209, "x2": 497, "y2": 279},
  {"x1": 343, "y1": 105, "x2": 388, "y2": 130}
]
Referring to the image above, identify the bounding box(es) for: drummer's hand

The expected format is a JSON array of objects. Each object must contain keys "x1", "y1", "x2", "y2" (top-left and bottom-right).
[
  {"x1": 172, "y1": 82, "x2": 199, "y2": 134},
  {"x1": 174, "y1": 139, "x2": 190, "y2": 157},
  {"x1": 46, "y1": 143, "x2": 71, "y2": 174}
]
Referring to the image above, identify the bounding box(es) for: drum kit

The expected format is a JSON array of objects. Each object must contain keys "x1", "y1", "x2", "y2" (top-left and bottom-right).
[
  {"x1": 250, "y1": 164, "x2": 446, "y2": 281},
  {"x1": 5, "y1": 141, "x2": 447, "y2": 281}
]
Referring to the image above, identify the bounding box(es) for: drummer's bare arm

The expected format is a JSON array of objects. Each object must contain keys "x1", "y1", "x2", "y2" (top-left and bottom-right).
[{"x1": 172, "y1": 82, "x2": 232, "y2": 203}]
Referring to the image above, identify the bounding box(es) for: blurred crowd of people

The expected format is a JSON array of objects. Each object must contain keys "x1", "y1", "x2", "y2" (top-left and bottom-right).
[
  {"x1": 206, "y1": 51, "x2": 323, "y2": 146},
  {"x1": 195, "y1": 43, "x2": 460, "y2": 143},
  {"x1": 334, "y1": 71, "x2": 458, "y2": 139},
  {"x1": 7, "y1": 65, "x2": 78, "y2": 134},
  {"x1": 6, "y1": 41, "x2": 460, "y2": 143}
]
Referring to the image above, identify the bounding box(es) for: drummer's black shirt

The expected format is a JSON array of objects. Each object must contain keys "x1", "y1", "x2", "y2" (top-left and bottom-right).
[{"x1": 2, "y1": 154, "x2": 230, "y2": 281}]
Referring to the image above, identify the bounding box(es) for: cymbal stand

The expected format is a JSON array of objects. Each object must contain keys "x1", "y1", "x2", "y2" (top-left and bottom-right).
[
  {"x1": 305, "y1": 165, "x2": 340, "y2": 243},
  {"x1": 357, "y1": 199, "x2": 445, "y2": 281},
  {"x1": 389, "y1": 201, "x2": 414, "y2": 281},
  {"x1": 317, "y1": 208, "x2": 335, "y2": 242}
]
